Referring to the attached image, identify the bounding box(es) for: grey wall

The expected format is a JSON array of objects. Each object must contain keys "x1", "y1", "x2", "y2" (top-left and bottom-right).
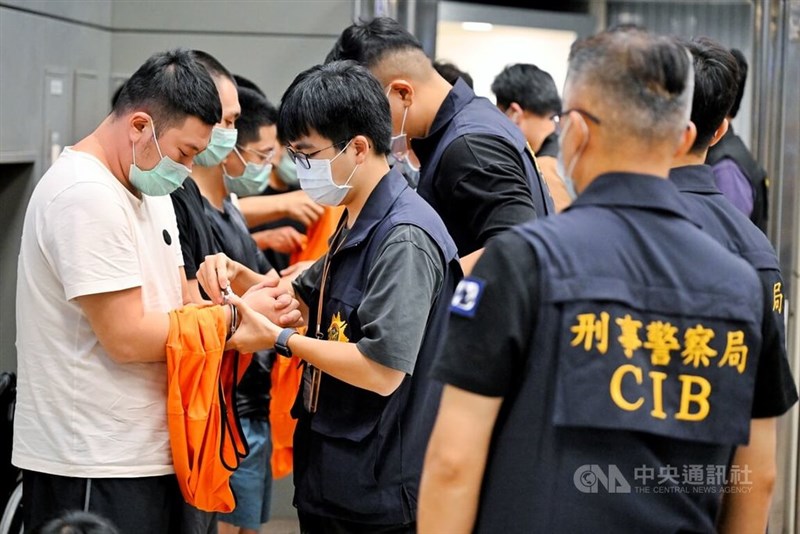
[
  {"x1": 110, "y1": 0, "x2": 352, "y2": 104},
  {"x1": 0, "y1": 1, "x2": 114, "y2": 374}
]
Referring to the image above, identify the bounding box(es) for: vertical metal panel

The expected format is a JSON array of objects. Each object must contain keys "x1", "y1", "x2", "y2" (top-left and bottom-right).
[{"x1": 607, "y1": 1, "x2": 754, "y2": 144}]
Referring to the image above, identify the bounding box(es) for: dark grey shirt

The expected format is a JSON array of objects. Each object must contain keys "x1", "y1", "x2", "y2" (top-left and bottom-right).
[{"x1": 294, "y1": 224, "x2": 444, "y2": 375}]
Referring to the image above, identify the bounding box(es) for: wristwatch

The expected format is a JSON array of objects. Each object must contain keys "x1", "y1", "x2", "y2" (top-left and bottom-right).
[{"x1": 275, "y1": 328, "x2": 297, "y2": 358}]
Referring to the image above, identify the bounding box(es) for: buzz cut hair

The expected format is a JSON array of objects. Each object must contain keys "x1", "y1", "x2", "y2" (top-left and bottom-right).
[{"x1": 566, "y1": 28, "x2": 694, "y2": 146}]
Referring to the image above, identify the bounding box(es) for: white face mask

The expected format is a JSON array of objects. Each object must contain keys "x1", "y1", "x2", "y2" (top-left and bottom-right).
[
  {"x1": 296, "y1": 140, "x2": 358, "y2": 206},
  {"x1": 385, "y1": 86, "x2": 410, "y2": 162},
  {"x1": 556, "y1": 116, "x2": 588, "y2": 200}
]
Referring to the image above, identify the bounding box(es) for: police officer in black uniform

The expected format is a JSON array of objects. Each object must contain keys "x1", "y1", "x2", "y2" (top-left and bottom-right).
[
  {"x1": 419, "y1": 28, "x2": 798, "y2": 533},
  {"x1": 670, "y1": 36, "x2": 798, "y2": 533},
  {"x1": 326, "y1": 17, "x2": 553, "y2": 274}
]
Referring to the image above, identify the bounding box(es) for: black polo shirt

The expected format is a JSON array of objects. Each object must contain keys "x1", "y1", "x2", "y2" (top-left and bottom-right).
[{"x1": 411, "y1": 90, "x2": 538, "y2": 256}]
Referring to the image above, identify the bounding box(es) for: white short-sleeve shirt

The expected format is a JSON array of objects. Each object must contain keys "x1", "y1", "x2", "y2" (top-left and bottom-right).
[{"x1": 13, "y1": 148, "x2": 184, "y2": 478}]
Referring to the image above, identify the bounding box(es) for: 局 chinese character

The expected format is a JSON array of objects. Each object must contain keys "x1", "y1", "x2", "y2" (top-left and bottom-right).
[
  {"x1": 773, "y1": 282, "x2": 783, "y2": 313},
  {"x1": 718, "y1": 331, "x2": 748, "y2": 373}
]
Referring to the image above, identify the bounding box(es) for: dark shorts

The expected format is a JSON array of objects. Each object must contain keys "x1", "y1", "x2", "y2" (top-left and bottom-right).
[
  {"x1": 22, "y1": 470, "x2": 217, "y2": 534},
  {"x1": 298, "y1": 511, "x2": 415, "y2": 534}
]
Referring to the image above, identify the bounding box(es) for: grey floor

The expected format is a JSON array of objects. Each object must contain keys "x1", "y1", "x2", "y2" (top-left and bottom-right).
[
  {"x1": 262, "y1": 476, "x2": 300, "y2": 533},
  {"x1": 262, "y1": 518, "x2": 300, "y2": 534}
]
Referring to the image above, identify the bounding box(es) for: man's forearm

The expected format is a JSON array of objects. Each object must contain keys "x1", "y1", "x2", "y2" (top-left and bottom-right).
[
  {"x1": 418, "y1": 387, "x2": 502, "y2": 533},
  {"x1": 286, "y1": 336, "x2": 404, "y2": 396},
  {"x1": 717, "y1": 418, "x2": 777, "y2": 534}
]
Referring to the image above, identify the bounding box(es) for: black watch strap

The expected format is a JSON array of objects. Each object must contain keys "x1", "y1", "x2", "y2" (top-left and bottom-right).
[{"x1": 275, "y1": 328, "x2": 297, "y2": 358}]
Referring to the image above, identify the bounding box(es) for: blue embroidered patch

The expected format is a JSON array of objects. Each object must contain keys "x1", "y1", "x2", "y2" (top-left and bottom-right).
[{"x1": 450, "y1": 277, "x2": 486, "y2": 318}]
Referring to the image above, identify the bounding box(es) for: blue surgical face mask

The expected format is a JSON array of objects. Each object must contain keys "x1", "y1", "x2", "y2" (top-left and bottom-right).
[
  {"x1": 223, "y1": 148, "x2": 271, "y2": 197},
  {"x1": 296, "y1": 140, "x2": 358, "y2": 206},
  {"x1": 275, "y1": 151, "x2": 300, "y2": 189},
  {"x1": 129, "y1": 120, "x2": 191, "y2": 196},
  {"x1": 193, "y1": 126, "x2": 238, "y2": 167}
]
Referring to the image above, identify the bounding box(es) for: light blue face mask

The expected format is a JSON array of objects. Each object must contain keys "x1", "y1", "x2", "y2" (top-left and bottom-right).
[
  {"x1": 129, "y1": 120, "x2": 191, "y2": 196},
  {"x1": 223, "y1": 148, "x2": 271, "y2": 197},
  {"x1": 193, "y1": 126, "x2": 238, "y2": 167},
  {"x1": 275, "y1": 151, "x2": 300, "y2": 188}
]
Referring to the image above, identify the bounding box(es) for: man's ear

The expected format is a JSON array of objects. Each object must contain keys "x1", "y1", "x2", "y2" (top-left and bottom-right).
[
  {"x1": 352, "y1": 135, "x2": 371, "y2": 164},
  {"x1": 128, "y1": 112, "x2": 152, "y2": 144},
  {"x1": 708, "y1": 118, "x2": 729, "y2": 148},
  {"x1": 674, "y1": 121, "x2": 697, "y2": 158},
  {"x1": 387, "y1": 79, "x2": 415, "y2": 109},
  {"x1": 506, "y1": 102, "x2": 524, "y2": 125}
]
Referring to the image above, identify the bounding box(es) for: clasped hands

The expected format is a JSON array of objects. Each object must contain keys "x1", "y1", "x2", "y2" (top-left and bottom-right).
[{"x1": 197, "y1": 253, "x2": 303, "y2": 353}]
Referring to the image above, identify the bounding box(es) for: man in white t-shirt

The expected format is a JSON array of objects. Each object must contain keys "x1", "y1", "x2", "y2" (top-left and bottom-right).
[{"x1": 13, "y1": 48, "x2": 299, "y2": 533}]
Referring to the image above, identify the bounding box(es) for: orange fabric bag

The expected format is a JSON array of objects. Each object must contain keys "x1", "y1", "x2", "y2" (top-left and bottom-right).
[
  {"x1": 270, "y1": 205, "x2": 345, "y2": 479},
  {"x1": 166, "y1": 304, "x2": 252, "y2": 512}
]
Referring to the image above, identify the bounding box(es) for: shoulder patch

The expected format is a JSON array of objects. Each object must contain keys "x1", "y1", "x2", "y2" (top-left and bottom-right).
[{"x1": 450, "y1": 277, "x2": 486, "y2": 318}]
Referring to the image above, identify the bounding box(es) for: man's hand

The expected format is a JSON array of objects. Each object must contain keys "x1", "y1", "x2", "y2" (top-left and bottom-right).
[
  {"x1": 282, "y1": 190, "x2": 324, "y2": 226},
  {"x1": 197, "y1": 253, "x2": 279, "y2": 304},
  {"x1": 280, "y1": 260, "x2": 315, "y2": 283},
  {"x1": 241, "y1": 285, "x2": 303, "y2": 328},
  {"x1": 225, "y1": 294, "x2": 282, "y2": 354},
  {"x1": 252, "y1": 226, "x2": 307, "y2": 254}
]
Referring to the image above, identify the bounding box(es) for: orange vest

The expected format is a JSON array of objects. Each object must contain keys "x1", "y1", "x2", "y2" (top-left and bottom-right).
[{"x1": 166, "y1": 304, "x2": 252, "y2": 512}]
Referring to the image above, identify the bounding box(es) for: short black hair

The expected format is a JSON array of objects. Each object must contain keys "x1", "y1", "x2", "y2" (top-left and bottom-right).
[
  {"x1": 433, "y1": 61, "x2": 473, "y2": 88},
  {"x1": 326, "y1": 17, "x2": 423, "y2": 68},
  {"x1": 110, "y1": 82, "x2": 125, "y2": 108},
  {"x1": 34, "y1": 511, "x2": 120, "y2": 534},
  {"x1": 729, "y1": 48, "x2": 748, "y2": 118},
  {"x1": 237, "y1": 87, "x2": 278, "y2": 146},
  {"x1": 684, "y1": 37, "x2": 739, "y2": 152},
  {"x1": 190, "y1": 50, "x2": 236, "y2": 85},
  {"x1": 491, "y1": 63, "x2": 561, "y2": 117},
  {"x1": 278, "y1": 60, "x2": 391, "y2": 155},
  {"x1": 233, "y1": 74, "x2": 266, "y2": 98},
  {"x1": 112, "y1": 48, "x2": 221, "y2": 128}
]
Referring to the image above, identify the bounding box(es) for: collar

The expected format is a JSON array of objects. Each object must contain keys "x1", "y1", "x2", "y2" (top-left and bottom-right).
[
  {"x1": 411, "y1": 78, "x2": 476, "y2": 166},
  {"x1": 669, "y1": 164, "x2": 722, "y2": 195},
  {"x1": 567, "y1": 172, "x2": 699, "y2": 225},
  {"x1": 339, "y1": 167, "x2": 409, "y2": 250}
]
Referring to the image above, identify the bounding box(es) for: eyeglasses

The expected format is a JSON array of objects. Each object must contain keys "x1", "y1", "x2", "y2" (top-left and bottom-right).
[
  {"x1": 285, "y1": 140, "x2": 348, "y2": 170},
  {"x1": 237, "y1": 145, "x2": 275, "y2": 165},
  {"x1": 551, "y1": 109, "x2": 602, "y2": 135}
]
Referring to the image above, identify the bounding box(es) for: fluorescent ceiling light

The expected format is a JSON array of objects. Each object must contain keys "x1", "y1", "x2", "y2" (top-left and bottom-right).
[{"x1": 461, "y1": 22, "x2": 493, "y2": 32}]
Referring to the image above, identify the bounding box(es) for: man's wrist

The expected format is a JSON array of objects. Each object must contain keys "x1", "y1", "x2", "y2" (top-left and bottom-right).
[{"x1": 275, "y1": 328, "x2": 297, "y2": 358}]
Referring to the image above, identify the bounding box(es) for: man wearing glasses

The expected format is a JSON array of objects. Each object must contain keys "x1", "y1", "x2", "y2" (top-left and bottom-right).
[
  {"x1": 197, "y1": 60, "x2": 460, "y2": 533},
  {"x1": 419, "y1": 28, "x2": 779, "y2": 533}
]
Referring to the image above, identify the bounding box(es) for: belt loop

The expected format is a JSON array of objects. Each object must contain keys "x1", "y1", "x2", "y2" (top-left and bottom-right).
[{"x1": 83, "y1": 478, "x2": 92, "y2": 511}]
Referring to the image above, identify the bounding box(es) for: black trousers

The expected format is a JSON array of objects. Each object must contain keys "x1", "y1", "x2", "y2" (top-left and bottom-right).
[
  {"x1": 22, "y1": 470, "x2": 217, "y2": 534},
  {"x1": 298, "y1": 510, "x2": 415, "y2": 534}
]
